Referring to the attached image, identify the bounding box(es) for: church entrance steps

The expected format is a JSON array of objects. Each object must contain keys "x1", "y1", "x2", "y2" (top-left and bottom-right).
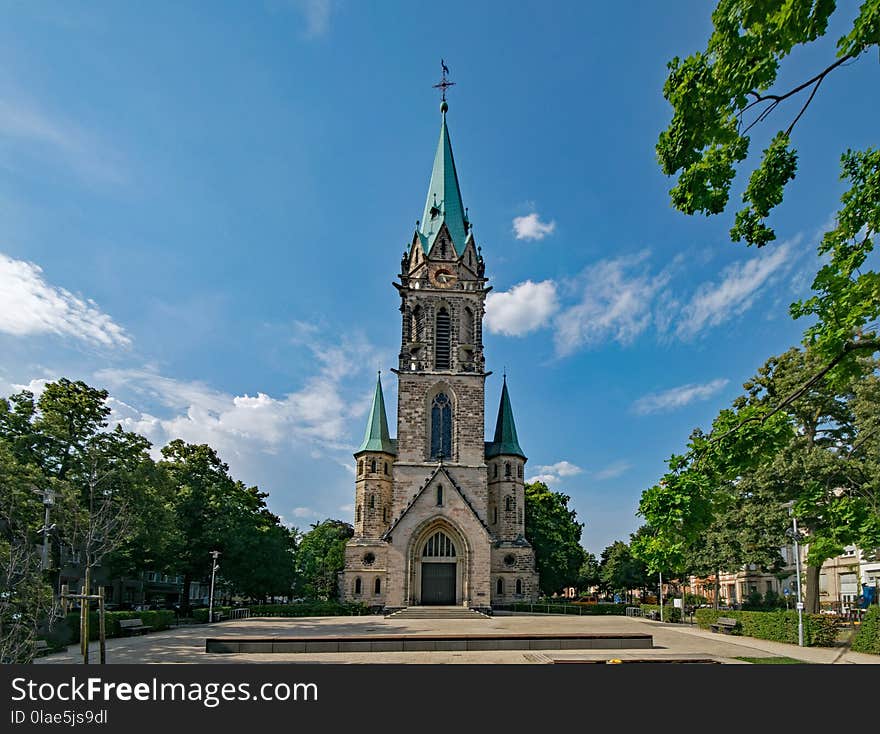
[
  {"x1": 385, "y1": 606, "x2": 489, "y2": 620},
  {"x1": 205, "y1": 631, "x2": 653, "y2": 654}
]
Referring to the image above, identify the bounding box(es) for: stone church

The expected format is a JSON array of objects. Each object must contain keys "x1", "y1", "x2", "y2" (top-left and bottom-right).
[{"x1": 339, "y1": 99, "x2": 539, "y2": 613}]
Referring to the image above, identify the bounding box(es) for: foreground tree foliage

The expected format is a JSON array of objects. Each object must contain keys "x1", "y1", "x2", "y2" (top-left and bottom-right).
[
  {"x1": 292, "y1": 520, "x2": 353, "y2": 601},
  {"x1": 524, "y1": 481, "x2": 586, "y2": 595},
  {"x1": 658, "y1": 0, "x2": 880, "y2": 379}
]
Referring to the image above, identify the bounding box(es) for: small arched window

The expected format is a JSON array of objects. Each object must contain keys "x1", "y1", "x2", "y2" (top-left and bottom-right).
[
  {"x1": 430, "y1": 393, "x2": 452, "y2": 460},
  {"x1": 505, "y1": 462, "x2": 511, "y2": 477},
  {"x1": 382, "y1": 507, "x2": 388, "y2": 522},
  {"x1": 384, "y1": 462, "x2": 389, "y2": 475},
  {"x1": 505, "y1": 496, "x2": 513, "y2": 512},
  {"x1": 496, "y1": 578, "x2": 503, "y2": 595},
  {"x1": 435, "y1": 307, "x2": 451, "y2": 369},
  {"x1": 436, "y1": 485, "x2": 443, "y2": 506},
  {"x1": 515, "y1": 579, "x2": 523, "y2": 595},
  {"x1": 370, "y1": 458, "x2": 377, "y2": 473},
  {"x1": 492, "y1": 507, "x2": 498, "y2": 524},
  {"x1": 493, "y1": 463, "x2": 498, "y2": 478},
  {"x1": 517, "y1": 464, "x2": 523, "y2": 478},
  {"x1": 369, "y1": 494, "x2": 375, "y2": 509},
  {"x1": 354, "y1": 577, "x2": 362, "y2": 595},
  {"x1": 374, "y1": 577, "x2": 381, "y2": 594}
]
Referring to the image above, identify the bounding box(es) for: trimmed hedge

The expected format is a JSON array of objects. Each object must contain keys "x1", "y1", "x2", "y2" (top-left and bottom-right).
[
  {"x1": 694, "y1": 608, "x2": 841, "y2": 647},
  {"x1": 62, "y1": 610, "x2": 176, "y2": 644},
  {"x1": 246, "y1": 602, "x2": 370, "y2": 618},
  {"x1": 499, "y1": 602, "x2": 627, "y2": 615},
  {"x1": 640, "y1": 604, "x2": 682, "y2": 623},
  {"x1": 851, "y1": 607, "x2": 880, "y2": 655}
]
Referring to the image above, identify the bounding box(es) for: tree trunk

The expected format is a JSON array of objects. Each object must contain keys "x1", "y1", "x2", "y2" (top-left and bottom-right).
[
  {"x1": 714, "y1": 570, "x2": 720, "y2": 611},
  {"x1": 180, "y1": 573, "x2": 192, "y2": 616},
  {"x1": 805, "y1": 565, "x2": 820, "y2": 614}
]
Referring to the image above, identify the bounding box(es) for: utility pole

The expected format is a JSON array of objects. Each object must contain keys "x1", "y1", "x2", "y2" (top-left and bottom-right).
[
  {"x1": 208, "y1": 551, "x2": 220, "y2": 623},
  {"x1": 31, "y1": 488, "x2": 56, "y2": 571},
  {"x1": 792, "y1": 510, "x2": 804, "y2": 647}
]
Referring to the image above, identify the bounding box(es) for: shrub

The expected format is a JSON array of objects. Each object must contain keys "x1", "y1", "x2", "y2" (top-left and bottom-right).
[
  {"x1": 63, "y1": 609, "x2": 176, "y2": 643},
  {"x1": 501, "y1": 602, "x2": 627, "y2": 615},
  {"x1": 640, "y1": 604, "x2": 682, "y2": 622},
  {"x1": 851, "y1": 607, "x2": 880, "y2": 655},
  {"x1": 694, "y1": 608, "x2": 841, "y2": 646},
  {"x1": 248, "y1": 601, "x2": 370, "y2": 617}
]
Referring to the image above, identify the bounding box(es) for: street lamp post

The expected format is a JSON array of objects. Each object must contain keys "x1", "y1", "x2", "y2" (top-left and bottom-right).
[
  {"x1": 208, "y1": 551, "x2": 220, "y2": 623},
  {"x1": 31, "y1": 488, "x2": 56, "y2": 571},
  {"x1": 785, "y1": 504, "x2": 805, "y2": 647}
]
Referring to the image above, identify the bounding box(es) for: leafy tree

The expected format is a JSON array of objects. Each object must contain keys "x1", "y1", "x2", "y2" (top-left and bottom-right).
[
  {"x1": 576, "y1": 552, "x2": 601, "y2": 595},
  {"x1": 599, "y1": 539, "x2": 649, "y2": 603},
  {"x1": 292, "y1": 519, "x2": 353, "y2": 600},
  {"x1": 524, "y1": 481, "x2": 586, "y2": 596},
  {"x1": 658, "y1": 0, "x2": 880, "y2": 383}
]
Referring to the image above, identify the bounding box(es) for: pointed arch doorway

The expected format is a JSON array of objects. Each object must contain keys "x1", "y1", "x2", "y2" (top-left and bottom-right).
[{"x1": 420, "y1": 529, "x2": 457, "y2": 605}]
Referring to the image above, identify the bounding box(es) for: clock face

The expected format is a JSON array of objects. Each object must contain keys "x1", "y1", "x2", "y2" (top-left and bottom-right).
[{"x1": 431, "y1": 268, "x2": 456, "y2": 287}]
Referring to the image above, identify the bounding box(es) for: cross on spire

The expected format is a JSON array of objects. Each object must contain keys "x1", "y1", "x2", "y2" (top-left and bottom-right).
[{"x1": 433, "y1": 59, "x2": 456, "y2": 103}]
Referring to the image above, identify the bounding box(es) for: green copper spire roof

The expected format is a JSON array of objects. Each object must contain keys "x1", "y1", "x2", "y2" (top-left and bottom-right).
[
  {"x1": 419, "y1": 105, "x2": 468, "y2": 256},
  {"x1": 356, "y1": 373, "x2": 396, "y2": 455},
  {"x1": 485, "y1": 377, "x2": 526, "y2": 459}
]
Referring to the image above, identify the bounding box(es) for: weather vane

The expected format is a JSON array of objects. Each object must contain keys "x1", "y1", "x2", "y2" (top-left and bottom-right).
[{"x1": 433, "y1": 59, "x2": 456, "y2": 102}]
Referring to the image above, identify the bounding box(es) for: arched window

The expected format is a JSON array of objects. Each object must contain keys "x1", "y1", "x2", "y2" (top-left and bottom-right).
[
  {"x1": 374, "y1": 577, "x2": 382, "y2": 594},
  {"x1": 430, "y1": 393, "x2": 452, "y2": 460},
  {"x1": 435, "y1": 307, "x2": 451, "y2": 369},
  {"x1": 369, "y1": 494, "x2": 375, "y2": 509},
  {"x1": 517, "y1": 464, "x2": 523, "y2": 478},
  {"x1": 411, "y1": 305, "x2": 424, "y2": 342},
  {"x1": 462, "y1": 306, "x2": 474, "y2": 345},
  {"x1": 493, "y1": 463, "x2": 498, "y2": 478},
  {"x1": 382, "y1": 507, "x2": 388, "y2": 522},
  {"x1": 496, "y1": 578, "x2": 503, "y2": 595},
  {"x1": 370, "y1": 458, "x2": 377, "y2": 473},
  {"x1": 436, "y1": 485, "x2": 443, "y2": 506},
  {"x1": 422, "y1": 530, "x2": 456, "y2": 557},
  {"x1": 492, "y1": 507, "x2": 498, "y2": 524},
  {"x1": 505, "y1": 462, "x2": 511, "y2": 477},
  {"x1": 354, "y1": 577, "x2": 362, "y2": 595},
  {"x1": 515, "y1": 579, "x2": 523, "y2": 595},
  {"x1": 384, "y1": 462, "x2": 389, "y2": 475},
  {"x1": 505, "y1": 496, "x2": 513, "y2": 512}
]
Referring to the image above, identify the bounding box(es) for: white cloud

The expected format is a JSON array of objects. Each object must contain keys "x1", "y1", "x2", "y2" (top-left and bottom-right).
[
  {"x1": 593, "y1": 460, "x2": 631, "y2": 480},
  {"x1": 0, "y1": 253, "x2": 130, "y2": 347},
  {"x1": 553, "y1": 251, "x2": 669, "y2": 355},
  {"x1": 512, "y1": 212, "x2": 556, "y2": 241},
  {"x1": 0, "y1": 96, "x2": 124, "y2": 184},
  {"x1": 292, "y1": 0, "x2": 333, "y2": 37},
  {"x1": 534, "y1": 460, "x2": 583, "y2": 477},
  {"x1": 526, "y1": 473, "x2": 559, "y2": 486},
  {"x1": 485, "y1": 280, "x2": 559, "y2": 336},
  {"x1": 675, "y1": 240, "x2": 795, "y2": 339},
  {"x1": 633, "y1": 378, "x2": 729, "y2": 415},
  {"x1": 292, "y1": 507, "x2": 320, "y2": 519}
]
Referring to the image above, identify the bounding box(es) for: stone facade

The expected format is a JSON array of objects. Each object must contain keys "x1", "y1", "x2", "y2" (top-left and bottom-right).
[{"x1": 339, "y1": 104, "x2": 539, "y2": 612}]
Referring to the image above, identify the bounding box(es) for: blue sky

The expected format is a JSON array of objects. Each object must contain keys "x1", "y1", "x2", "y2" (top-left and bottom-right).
[{"x1": 1, "y1": 1, "x2": 876, "y2": 554}]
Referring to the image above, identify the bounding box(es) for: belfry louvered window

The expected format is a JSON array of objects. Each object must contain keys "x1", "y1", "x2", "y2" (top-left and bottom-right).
[
  {"x1": 411, "y1": 305, "x2": 424, "y2": 342},
  {"x1": 422, "y1": 531, "x2": 456, "y2": 558},
  {"x1": 435, "y1": 307, "x2": 451, "y2": 369},
  {"x1": 430, "y1": 393, "x2": 452, "y2": 460}
]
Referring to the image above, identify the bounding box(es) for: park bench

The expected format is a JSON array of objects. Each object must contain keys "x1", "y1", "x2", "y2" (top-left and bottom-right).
[
  {"x1": 709, "y1": 617, "x2": 739, "y2": 634},
  {"x1": 34, "y1": 640, "x2": 50, "y2": 657},
  {"x1": 119, "y1": 618, "x2": 152, "y2": 636}
]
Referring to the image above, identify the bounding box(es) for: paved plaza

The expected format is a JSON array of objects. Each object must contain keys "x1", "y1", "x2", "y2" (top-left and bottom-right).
[{"x1": 33, "y1": 613, "x2": 879, "y2": 664}]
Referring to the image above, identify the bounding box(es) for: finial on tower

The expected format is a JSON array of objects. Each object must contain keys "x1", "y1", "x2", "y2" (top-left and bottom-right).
[{"x1": 433, "y1": 59, "x2": 455, "y2": 111}]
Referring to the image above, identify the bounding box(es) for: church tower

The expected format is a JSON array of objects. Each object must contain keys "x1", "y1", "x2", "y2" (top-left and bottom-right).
[{"x1": 340, "y1": 93, "x2": 539, "y2": 612}]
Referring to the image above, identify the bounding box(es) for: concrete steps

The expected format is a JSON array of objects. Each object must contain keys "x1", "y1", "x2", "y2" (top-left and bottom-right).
[{"x1": 386, "y1": 606, "x2": 490, "y2": 620}]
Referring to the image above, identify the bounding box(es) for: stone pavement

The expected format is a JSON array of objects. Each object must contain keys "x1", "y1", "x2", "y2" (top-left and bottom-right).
[{"x1": 33, "y1": 613, "x2": 879, "y2": 664}]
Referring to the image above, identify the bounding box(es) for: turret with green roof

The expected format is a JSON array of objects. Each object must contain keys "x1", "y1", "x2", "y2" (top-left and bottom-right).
[
  {"x1": 355, "y1": 373, "x2": 397, "y2": 456},
  {"x1": 485, "y1": 376, "x2": 526, "y2": 460}
]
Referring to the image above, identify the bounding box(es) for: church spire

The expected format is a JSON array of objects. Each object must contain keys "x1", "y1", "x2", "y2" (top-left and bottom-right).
[
  {"x1": 486, "y1": 376, "x2": 525, "y2": 459},
  {"x1": 356, "y1": 373, "x2": 396, "y2": 455},
  {"x1": 419, "y1": 103, "x2": 469, "y2": 256}
]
